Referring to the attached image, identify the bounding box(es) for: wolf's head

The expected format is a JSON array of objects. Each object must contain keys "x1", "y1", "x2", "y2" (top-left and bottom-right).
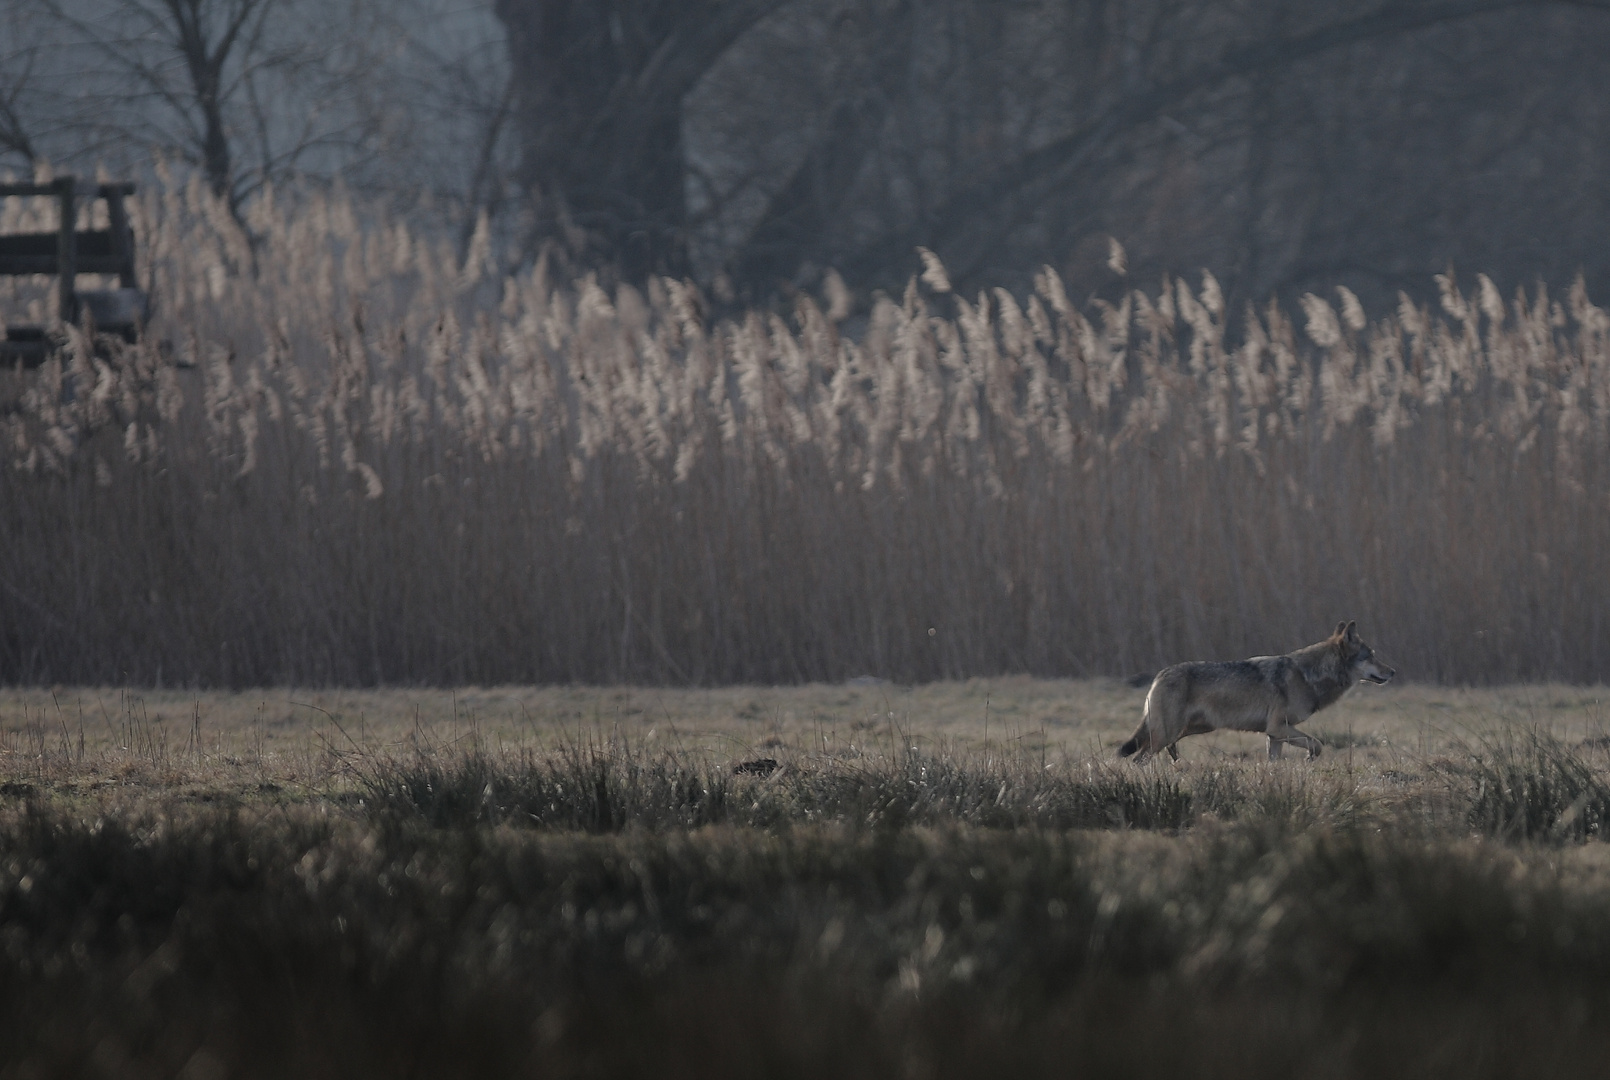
[{"x1": 1334, "y1": 620, "x2": 1395, "y2": 684}]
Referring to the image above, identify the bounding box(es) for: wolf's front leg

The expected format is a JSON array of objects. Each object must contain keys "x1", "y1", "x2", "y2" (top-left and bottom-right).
[
  {"x1": 1293, "y1": 731, "x2": 1323, "y2": 759},
  {"x1": 1268, "y1": 722, "x2": 1321, "y2": 760}
]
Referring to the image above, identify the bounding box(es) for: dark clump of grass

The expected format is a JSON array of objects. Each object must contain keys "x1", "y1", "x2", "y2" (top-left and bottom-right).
[
  {"x1": 353, "y1": 727, "x2": 1610, "y2": 846},
  {"x1": 359, "y1": 739, "x2": 737, "y2": 832},
  {"x1": 357, "y1": 739, "x2": 1214, "y2": 833},
  {"x1": 1455, "y1": 728, "x2": 1610, "y2": 842},
  {"x1": 769, "y1": 752, "x2": 1202, "y2": 832},
  {"x1": 1068, "y1": 766, "x2": 1196, "y2": 830}
]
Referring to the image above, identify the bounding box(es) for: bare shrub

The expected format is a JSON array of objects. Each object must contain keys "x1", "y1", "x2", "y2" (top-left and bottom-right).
[{"x1": 1451, "y1": 728, "x2": 1610, "y2": 842}]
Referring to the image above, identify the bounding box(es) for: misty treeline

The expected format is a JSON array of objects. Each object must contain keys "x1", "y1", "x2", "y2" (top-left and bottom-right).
[
  {"x1": 0, "y1": 0, "x2": 515, "y2": 231},
  {"x1": 5, "y1": 0, "x2": 1610, "y2": 304},
  {"x1": 499, "y1": 0, "x2": 1610, "y2": 306}
]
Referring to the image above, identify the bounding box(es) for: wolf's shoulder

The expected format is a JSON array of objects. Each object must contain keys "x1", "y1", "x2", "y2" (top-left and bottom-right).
[{"x1": 1245, "y1": 653, "x2": 1296, "y2": 670}]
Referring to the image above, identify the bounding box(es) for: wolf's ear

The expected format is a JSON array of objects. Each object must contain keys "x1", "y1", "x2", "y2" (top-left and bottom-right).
[
  {"x1": 1345, "y1": 620, "x2": 1358, "y2": 640},
  {"x1": 1334, "y1": 621, "x2": 1348, "y2": 639}
]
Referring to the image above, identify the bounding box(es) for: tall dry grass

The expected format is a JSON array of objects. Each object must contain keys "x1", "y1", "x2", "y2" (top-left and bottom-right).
[{"x1": 1, "y1": 173, "x2": 1607, "y2": 686}]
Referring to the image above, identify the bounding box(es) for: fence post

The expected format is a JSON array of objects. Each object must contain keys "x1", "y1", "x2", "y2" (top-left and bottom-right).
[
  {"x1": 106, "y1": 185, "x2": 136, "y2": 289},
  {"x1": 54, "y1": 177, "x2": 77, "y2": 324}
]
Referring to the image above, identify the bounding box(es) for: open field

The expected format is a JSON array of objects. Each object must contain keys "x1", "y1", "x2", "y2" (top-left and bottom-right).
[
  {"x1": 4, "y1": 678, "x2": 1609, "y2": 805},
  {"x1": 8, "y1": 680, "x2": 1610, "y2": 1077}
]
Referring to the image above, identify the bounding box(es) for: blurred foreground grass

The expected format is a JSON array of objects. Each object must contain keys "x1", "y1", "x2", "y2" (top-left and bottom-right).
[{"x1": 4, "y1": 679, "x2": 1610, "y2": 1078}]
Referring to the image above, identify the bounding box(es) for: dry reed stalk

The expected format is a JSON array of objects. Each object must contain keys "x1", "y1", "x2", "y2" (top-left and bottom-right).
[{"x1": 0, "y1": 178, "x2": 1606, "y2": 685}]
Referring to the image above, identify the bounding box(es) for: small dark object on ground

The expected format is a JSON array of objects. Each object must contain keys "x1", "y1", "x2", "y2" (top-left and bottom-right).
[
  {"x1": 733, "y1": 758, "x2": 779, "y2": 777},
  {"x1": 1127, "y1": 673, "x2": 1155, "y2": 689}
]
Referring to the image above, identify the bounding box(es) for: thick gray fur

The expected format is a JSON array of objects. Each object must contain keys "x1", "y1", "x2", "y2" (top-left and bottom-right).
[{"x1": 1118, "y1": 621, "x2": 1395, "y2": 763}]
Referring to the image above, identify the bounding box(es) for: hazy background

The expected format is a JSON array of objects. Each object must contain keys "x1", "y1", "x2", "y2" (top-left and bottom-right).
[{"x1": 5, "y1": 0, "x2": 1609, "y2": 308}]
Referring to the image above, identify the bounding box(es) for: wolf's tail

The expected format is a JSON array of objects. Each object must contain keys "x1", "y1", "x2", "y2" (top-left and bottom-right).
[{"x1": 1117, "y1": 735, "x2": 1141, "y2": 758}]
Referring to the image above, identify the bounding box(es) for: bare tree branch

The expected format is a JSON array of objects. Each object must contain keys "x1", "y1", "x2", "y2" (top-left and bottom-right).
[
  {"x1": 0, "y1": 43, "x2": 41, "y2": 165},
  {"x1": 497, "y1": 0, "x2": 790, "y2": 279},
  {"x1": 842, "y1": 0, "x2": 1610, "y2": 288}
]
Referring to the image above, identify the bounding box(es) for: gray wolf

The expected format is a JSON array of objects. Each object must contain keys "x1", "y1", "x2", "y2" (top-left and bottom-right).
[{"x1": 1117, "y1": 622, "x2": 1394, "y2": 762}]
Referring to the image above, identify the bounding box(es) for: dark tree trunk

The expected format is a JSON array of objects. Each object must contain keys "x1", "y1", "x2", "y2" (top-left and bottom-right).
[
  {"x1": 496, "y1": 0, "x2": 784, "y2": 281},
  {"x1": 731, "y1": 4, "x2": 917, "y2": 293},
  {"x1": 164, "y1": 0, "x2": 261, "y2": 215}
]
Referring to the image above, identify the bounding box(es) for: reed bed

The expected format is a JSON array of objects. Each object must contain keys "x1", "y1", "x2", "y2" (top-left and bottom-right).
[{"x1": 1, "y1": 174, "x2": 1607, "y2": 686}]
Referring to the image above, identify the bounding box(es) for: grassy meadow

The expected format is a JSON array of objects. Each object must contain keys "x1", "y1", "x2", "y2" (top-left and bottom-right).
[
  {"x1": 3, "y1": 677, "x2": 1608, "y2": 802},
  {"x1": 7, "y1": 680, "x2": 1610, "y2": 1077}
]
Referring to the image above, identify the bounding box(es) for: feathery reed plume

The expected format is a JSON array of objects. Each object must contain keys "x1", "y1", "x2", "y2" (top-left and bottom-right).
[{"x1": 0, "y1": 178, "x2": 1607, "y2": 685}]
